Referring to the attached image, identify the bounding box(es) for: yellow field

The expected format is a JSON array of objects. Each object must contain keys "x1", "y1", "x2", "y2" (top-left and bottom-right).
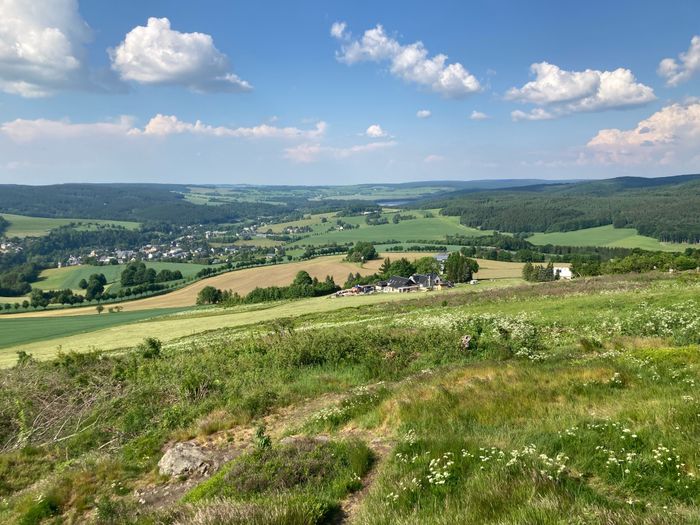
[
  {"x1": 6, "y1": 254, "x2": 525, "y2": 319},
  {"x1": 1, "y1": 279, "x2": 523, "y2": 365}
]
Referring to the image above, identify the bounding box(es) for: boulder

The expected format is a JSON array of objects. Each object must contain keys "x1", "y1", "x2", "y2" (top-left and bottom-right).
[{"x1": 158, "y1": 442, "x2": 212, "y2": 477}]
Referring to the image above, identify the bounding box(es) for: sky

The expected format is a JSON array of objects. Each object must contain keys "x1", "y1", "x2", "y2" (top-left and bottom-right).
[{"x1": 1, "y1": 0, "x2": 700, "y2": 185}]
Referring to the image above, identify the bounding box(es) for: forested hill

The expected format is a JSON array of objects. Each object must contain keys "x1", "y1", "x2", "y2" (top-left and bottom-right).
[
  {"x1": 0, "y1": 184, "x2": 291, "y2": 224},
  {"x1": 425, "y1": 174, "x2": 700, "y2": 243}
]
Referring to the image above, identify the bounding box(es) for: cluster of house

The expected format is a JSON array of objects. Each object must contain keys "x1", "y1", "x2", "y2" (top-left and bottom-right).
[
  {"x1": 0, "y1": 241, "x2": 21, "y2": 254},
  {"x1": 334, "y1": 273, "x2": 454, "y2": 297}
]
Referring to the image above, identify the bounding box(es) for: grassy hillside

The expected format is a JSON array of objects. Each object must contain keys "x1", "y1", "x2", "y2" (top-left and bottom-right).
[
  {"x1": 0, "y1": 213, "x2": 139, "y2": 238},
  {"x1": 0, "y1": 272, "x2": 698, "y2": 523},
  {"x1": 429, "y1": 174, "x2": 700, "y2": 244},
  {"x1": 527, "y1": 225, "x2": 692, "y2": 252}
]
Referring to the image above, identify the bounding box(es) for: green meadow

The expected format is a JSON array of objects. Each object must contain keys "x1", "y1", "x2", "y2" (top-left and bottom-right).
[
  {"x1": 0, "y1": 212, "x2": 140, "y2": 237},
  {"x1": 291, "y1": 213, "x2": 489, "y2": 246},
  {"x1": 33, "y1": 261, "x2": 211, "y2": 292},
  {"x1": 527, "y1": 224, "x2": 692, "y2": 252}
]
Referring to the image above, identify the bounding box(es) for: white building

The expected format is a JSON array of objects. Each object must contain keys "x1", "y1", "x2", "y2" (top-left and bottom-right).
[{"x1": 555, "y1": 267, "x2": 573, "y2": 280}]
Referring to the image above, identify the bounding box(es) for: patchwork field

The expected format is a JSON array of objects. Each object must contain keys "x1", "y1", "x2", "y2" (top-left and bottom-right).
[
  {"x1": 0, "y1": 213, "x2": 140, "y2": 237},
  {"x1": 527, "y1": 224, "x2": 692, "y2": 252}
]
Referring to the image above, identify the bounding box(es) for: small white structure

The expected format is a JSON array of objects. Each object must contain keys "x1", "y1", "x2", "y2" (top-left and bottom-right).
[{"x1": 554, "y1": 267, "x2": 573, "y2": 280}]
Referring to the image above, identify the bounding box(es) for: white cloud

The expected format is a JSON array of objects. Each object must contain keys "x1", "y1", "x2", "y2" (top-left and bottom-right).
[
  {"x1": 658, "y1": 36, "x2": 700, "y2": 87},
  {"x1": 364, "y1": 124, "x2": 387, "y2": 138},
  {"x1": 110, "y1": 17, "x2": 251, "y2": 93},
  {"x1": 332, "y1": 23, "x2": 480, "y2": 98},
  {"x1": 0, "y1": 0, "x2": 91, "y2": 97},
  {"x1": 284, "y1": 140, "x2": 396, "y2": 163},
  {"x1": 585, "y1": 102, "x2": 700, "y2": 165},
  {"x1": 1, "y1": 115, "x2": 326, "y2": 142},
  {"x1": 1, "y1": 116, "x2": 135, "y2": 142},
  {"x1": 424, "y1": 154, "x2": 444, "y2": 163},
  {"x1": 138, "y1": 114, "x2": 326, "y2": 139},
  {"x1": 470, "y1": 110, "x2": 489, "y2": 120},
  {"x1": 511, "y1": 108, "x2": 556, "y2": 122},
  {"x1": 330, "y1": 22, "x2": 347, "y2": 39},
  {"x1": 507, "y1": 62, "x2": 655, "y2": 119},
  {"x1": 416, "y1": 109, "x2": 431, "y2": 119}
]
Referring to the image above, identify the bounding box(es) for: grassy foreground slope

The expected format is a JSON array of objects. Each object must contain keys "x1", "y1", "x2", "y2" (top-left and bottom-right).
[{"x1": 0, "y1": 272, "x2": 699, "y2": 523}]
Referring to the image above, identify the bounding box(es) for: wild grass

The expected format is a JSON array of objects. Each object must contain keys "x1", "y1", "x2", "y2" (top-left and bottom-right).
[{"x1": 0, "y1": 272, "x2": 698, "y2": 523}]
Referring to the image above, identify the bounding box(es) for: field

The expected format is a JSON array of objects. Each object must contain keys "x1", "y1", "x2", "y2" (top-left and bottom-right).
[
  {"x1": 32, "y1": 261, "x2": 211, "y2": 293},
  {"x1": 1, "y1": 272, "x2": 699, "y2": 523},
  {"x1": 0, "y1": 280, "x2": 522, "y2": 366},
  {"x1": 527, "y1": 224, "x2": 692, "y2": 252},
  {"x1": 11, "y1": 254, "x2": 522, "y2": 319},
  {"x1": 0, "y1": 212, "x2": 140, "y2": 237},
  {"x1": 289, "y1": 214, "x2": 489, "y2": 246}
]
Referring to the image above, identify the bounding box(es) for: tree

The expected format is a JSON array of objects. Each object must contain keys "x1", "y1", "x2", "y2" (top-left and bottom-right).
[
  {"x1": 85, "y1": 276, "x2": 105, "y2": 301},
  {"x1": 96, "y1": 304, "x2": 104, "y2": 315},
  {"x1": 414, "y1": 256, "x2": 440, "y2": 275},
  {"x1": 386, "y1": 258, "x2": 417, "y2": 278},
  {"x1": 293, "y1": 270, "x2": 313, "y2": 286},
  {"x1": 379, "y1": 258, "x2": 392, "y2": 276},
  {"x1": 78, "y1": 278, "x2": 88, "y2": 289},
  {"x1": 346, "y1": 242, "x2": 378, "y2": 262},
  {"x1": 445, "y1": 252, "x2": 479, "y2": 283},
  {"x1": 197, "y1": 285, "x2": 222, "y2": 305},
  {"x1": 522, "y1": 262, "x2": 535, "y2": 281},
  {"x1": 30, "y1": 289, "x2": 49, "y2": 309}
]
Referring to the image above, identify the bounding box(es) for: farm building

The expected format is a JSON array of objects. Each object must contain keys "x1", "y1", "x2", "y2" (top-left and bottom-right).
[{"x1": 554, "y1": 267, "x2": 573, "y2": 280}]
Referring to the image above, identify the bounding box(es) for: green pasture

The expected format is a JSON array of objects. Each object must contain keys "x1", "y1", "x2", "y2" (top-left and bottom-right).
[
  {"x1": 0, "y1": 213, "x2": 140, "y2": 238},
  {"x1": 527, "y1": 224, "x2": 692, "y2": 252},
  {"x1": 33, "y1": 262, "x2": 211, "y2": 292}
]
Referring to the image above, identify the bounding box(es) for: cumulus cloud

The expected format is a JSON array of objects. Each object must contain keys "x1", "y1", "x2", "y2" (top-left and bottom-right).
[
  {"x1": 110, "y1": 17, "x2": 251, "y2": 93},
  {"x1": 364, "y1": 124, "x2": 388, "y2": 138},
  {"x1": 284, "y1": 140, "x2": 396, "y2": 163},
  {"x1": 585, "y1": 102, "x2": 700, "y2": 165},
  {"x1": 658, "y1": 35, "x2": 700, "y2": 87},
  {"x1": 1, "y1": 115, "x2": 326, "y2": 142},
  {"x1": 416, "y1": 109, "x2": 432, "y2": 119},
  {"x1": 507, "y1": 62, "x2": 655, "y2": 119},
  {"x1": 470, "y1": 110, "x2": 489, "y2": 120},
  {"x1": 0, "y1": 0, "x2": 91, "y2": 97},
  {"x1": 332, "y1": 23, "x2": 480, "y2": 98}
]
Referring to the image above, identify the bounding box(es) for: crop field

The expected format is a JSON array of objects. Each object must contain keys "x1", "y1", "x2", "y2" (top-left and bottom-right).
[
  {"x1": 0, "y1": 308, "x2": 182, "y2": 360},
  {"x1": 32, "y1": 261, "x2": 211, "y2": 292},
  {"x1": 527, "y1": 224, "x2": 692, "y2": 252},
  {"x1": 0, "y1": 212, "x2": 140, "y2": 237}
]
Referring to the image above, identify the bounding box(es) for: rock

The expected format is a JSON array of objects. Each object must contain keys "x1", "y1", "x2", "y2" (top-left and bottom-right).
[
  {"x1": 158, "y1": 442, "x2": 212, "y2": 477},
  {"x1": 279, "y1": 434, "x2": 330, "y2": 446}
]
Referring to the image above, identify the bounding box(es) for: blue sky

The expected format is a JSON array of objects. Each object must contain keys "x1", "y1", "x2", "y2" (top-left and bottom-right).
[{"x1": 1, "y1": 0, "x2": 699, "y2": 185}]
